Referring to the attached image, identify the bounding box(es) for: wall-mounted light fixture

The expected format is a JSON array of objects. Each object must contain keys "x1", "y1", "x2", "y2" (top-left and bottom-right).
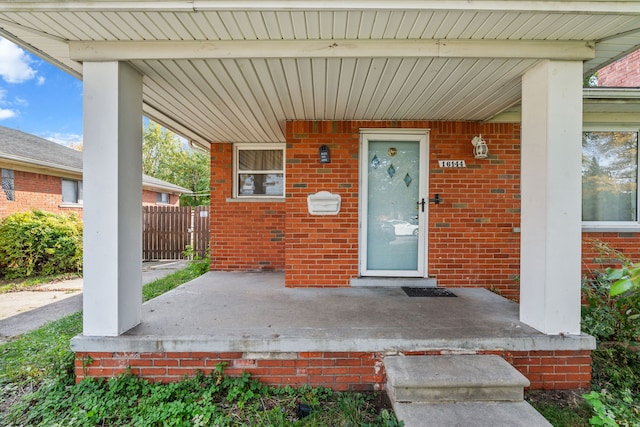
[{"x1": 471, "y1": 135, "x2": 488, "y2": 159}]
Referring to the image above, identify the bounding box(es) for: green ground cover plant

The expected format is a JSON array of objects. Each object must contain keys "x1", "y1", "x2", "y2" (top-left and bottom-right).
[
  {"x1": 0, "y1": 260, "x2": 402, "y2": 426},
  {"x1": 8, "y1": 366, "x2": 400, "y2": 426},
  {"x1": 524, "y1": 242, "x2": 640, "y2": 427},
  {"x1": 0, "y1": 210, "x2": 83, "y2": 279},
  {"x1": 578, "y1": 243, "x2": 640, "y2": 427}
]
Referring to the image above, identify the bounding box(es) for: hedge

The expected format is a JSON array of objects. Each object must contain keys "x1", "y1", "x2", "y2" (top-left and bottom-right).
[{"x1": 0, "y1": 210, "x2": 83, "y2": 279}]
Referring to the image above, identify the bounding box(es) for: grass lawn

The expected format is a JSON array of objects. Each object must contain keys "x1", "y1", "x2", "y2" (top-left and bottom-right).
[{"x1": 0, "y1": 272, "x2": 82, "y2": 294}]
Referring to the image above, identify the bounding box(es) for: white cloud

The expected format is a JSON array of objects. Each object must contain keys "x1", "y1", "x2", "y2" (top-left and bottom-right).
[
  {"x1": 0, "y1": 89, "x2": 17, "y2": 119},
  {"x1": 0, "y1": 38, "x2": 38, "y2": 84},
  {"x1": 42, "y1": 132, "x2": 83, "y2": 148},
  {"x1": 0, "y1": 108, "x2": 16, "y2": 120},
  {"x1": 36, "y1": 76, "x2": 45, "y2": 85},
  {"x1": 14, "y1": 97, "x2": 28, "y2": 107}
]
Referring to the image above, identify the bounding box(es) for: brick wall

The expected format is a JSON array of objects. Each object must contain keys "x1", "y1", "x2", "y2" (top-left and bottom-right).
[
  {"x1": 0, "y1": 169, "x2": 181, "y2": 220},
  {"x1": 597, "y1": 49, "x2": 640, "y2": 87},
  {"x1": 508, "y1": 350, "x2": 592, "y2": 390},
  {"x1": 285, "y1": 121, "x2": 360, "y2": 287},
  {"x1": 142, "y1": 189, "x2": 180, "y2": 206},
  {"x1": 285, "y1": 121, "x2": 521, "y2": 295},
  {"x1": 582, "y1": 232, "x2": 640, "y2": 275},
  {"x1": 75, "y1": 349, "x2": 591, "y2": 391},
  {"x1": 209, "y1": 143, "x2": 286, "y2": 271},
  {"x1": 208, "y1": 119, "x2": 640, "y2": 296},
  {"x1": 0, "y1": 170, "x2": 82, "y2": 219}
]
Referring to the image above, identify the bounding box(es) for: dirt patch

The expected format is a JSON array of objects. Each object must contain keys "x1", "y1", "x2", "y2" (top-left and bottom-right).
[
  {"x1": 525, "y1": 389, "x2": 592, "y2": 426},
  {"x1": 526, "y1": 389, "x2": 586, "y2": 408}
]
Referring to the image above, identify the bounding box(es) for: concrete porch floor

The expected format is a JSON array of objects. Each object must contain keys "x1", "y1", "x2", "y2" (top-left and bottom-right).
[{"x1": 71, "y1": 271, "x2": 594, "y2": 354}]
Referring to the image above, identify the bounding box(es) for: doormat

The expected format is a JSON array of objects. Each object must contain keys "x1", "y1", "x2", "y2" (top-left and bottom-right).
[{"x1": 402, "y1": 287, "x2": 457, "y2": 297}]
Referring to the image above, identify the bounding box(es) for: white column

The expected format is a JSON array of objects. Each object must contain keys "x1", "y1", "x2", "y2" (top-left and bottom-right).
[
  {"x1": 83, "y1": 62, "x2": 143, "y2": 336},
  {"x1": 520, "y1": 60, "x2": 582, "y2": 335}
]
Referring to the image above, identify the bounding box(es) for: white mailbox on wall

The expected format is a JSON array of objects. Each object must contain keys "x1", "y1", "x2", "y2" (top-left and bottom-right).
[{"x1": 307, "y1": 191, "x2": 341, "y2": 215}]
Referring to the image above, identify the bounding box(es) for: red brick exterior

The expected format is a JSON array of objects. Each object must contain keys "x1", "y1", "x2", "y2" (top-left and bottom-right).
[
  {"x1": 0, "y1": 169, "x2": 180, "y2": 220},
  {"x1": 141, "y1": 189, "x2": 180, "y2": 206},
  {"x1": 597, "y1": 49, "x2": 640, "y2": 87},
  {"x1": 209, "y1": 143, "x2": 286, "y2": 271},
  {"x1": 284, "y1": 121, "x2": 522, "y2": 293},
  {"x1": 285, "y1": 121, "x2": 361, "y2": 287},
  {"x1": 75, "y1": 349, "x2": 591, "y2": 391},
  {"x1": 210, "y1": 120, "x2": 522, "y2": 295},
  {"x1": 0, "y1": 170, "x2": 82, "y2": 219},
  {"x1": 583, "y1": 232, "x2": 640, "y2": 274},
  {"x1": 209, "y1": 119, "x2": 640, "y2": 293}
]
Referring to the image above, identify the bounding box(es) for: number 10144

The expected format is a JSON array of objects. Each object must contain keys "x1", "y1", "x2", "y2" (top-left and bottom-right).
[{"x1": 438, "y1": 160, "x2": 466, "y2": 168}]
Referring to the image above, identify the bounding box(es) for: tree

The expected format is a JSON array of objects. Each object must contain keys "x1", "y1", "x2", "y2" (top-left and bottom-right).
[
  {"x1": 142, "y1": 122, "x2": 180, "y2": 176},
  {"x1": 582, "y1": 131, "x2": 638, "y2": 221},
  {"x1": 584, "y1": 72, "x2": 598, "y2": 87},
  {"x1": 142, "y1": 121, "x2": 209, "y2": 206}
]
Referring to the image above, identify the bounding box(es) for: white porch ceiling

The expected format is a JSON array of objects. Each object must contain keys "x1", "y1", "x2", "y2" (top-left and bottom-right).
[{"x1": 0, "y1": 2, "x2": 639, "y2": 145}]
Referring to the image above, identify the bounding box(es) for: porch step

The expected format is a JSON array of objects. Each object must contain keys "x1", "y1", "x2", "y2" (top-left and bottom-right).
[
  {"x1": 385, "y1": 355, "x2": 529, "y2": 403},
  {"x1": 384, "y1": 355, "x2": 551, "y2": 427},
  {"x1": 393, "y1": 401, "x2": 552, "y2": 427}
]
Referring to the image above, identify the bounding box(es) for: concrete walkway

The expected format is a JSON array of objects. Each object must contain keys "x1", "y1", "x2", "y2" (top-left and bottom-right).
[{"x1": 0, "y1": 260, "x2": 188, "y2": 343}]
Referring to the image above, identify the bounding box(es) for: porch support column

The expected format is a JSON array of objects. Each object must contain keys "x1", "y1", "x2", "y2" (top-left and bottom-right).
[
  {"x1": 520, "y1": 60, "x2": 582, "y2": 335},
  {"x1": 83, "y1": 61, "x2": 143, "y2": 336}
]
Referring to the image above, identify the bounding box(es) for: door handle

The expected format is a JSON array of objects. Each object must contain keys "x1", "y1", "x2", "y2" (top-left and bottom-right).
[{"x1": 417, "y1": 198, "x2": 426, "y2": 212}]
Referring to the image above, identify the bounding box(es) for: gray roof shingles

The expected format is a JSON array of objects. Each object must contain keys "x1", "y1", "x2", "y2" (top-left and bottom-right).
[{"x1": 0, "y1": 125, "x2": 188, "y2": 193}]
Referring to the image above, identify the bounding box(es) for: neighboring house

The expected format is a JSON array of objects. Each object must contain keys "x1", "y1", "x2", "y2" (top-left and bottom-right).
[
  {"x1": 0, "y1": 126, "x2": 187, "y2": 219},
  {"x1": 597, "y1": 48, "x2": 640, "y2": 87},
  {"x1": 2, "y1": 2, "x2": 640, "y2": 392}
]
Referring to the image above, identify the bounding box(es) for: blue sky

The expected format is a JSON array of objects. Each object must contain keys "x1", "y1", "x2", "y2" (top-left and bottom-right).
[{"x1": 0, "y1": 37, "x2": 83, "y2": 147}]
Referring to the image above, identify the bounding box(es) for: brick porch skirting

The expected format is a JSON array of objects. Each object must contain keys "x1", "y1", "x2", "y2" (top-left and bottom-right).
[{"x1": 75, "y1": 349, "x2": 591, "y2": 391}]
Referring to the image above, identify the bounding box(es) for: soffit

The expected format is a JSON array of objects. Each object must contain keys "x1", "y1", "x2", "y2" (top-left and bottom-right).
[
  {"x1": 0, "y1": 4, "x2": 639, "y2": 144},
  {"x1": 489, "y1": 88, "x2": 640, "y2": 125}
]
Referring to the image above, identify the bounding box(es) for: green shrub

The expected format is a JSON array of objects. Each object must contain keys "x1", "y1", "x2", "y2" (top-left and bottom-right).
[
  {"x1": 584, "y1": 389, "x2": 640, "y2": 427},
  {"x1": 582, "y1": 268, "x2": 640, "y2": 393},
  {"x1": 581, "y1": 243, "x2": 640, "y2": 426},
  {"x1": 582, "y1": 271, "x2": 640, "y2": 344},
  {"x1": 0, "y1": 210, "x2": 83, "y2": 279}
]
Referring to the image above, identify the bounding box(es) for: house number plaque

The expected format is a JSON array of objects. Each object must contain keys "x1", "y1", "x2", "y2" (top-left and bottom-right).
[{"x1": 438, "y1": 160, "x2": 467, "y2": 168}]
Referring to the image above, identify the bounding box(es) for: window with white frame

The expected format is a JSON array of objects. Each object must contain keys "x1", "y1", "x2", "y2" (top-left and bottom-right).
[
  {"x1": 234, "y1": 144, "x2": 285, "y2": 198},
  {"x1": 582, "y1": 129, "x2": 639, "y2": 224},
  {"x1": 2, "y1": 168, "x2": 14, "y2": 201},
  {"x1": 61, "y1": 179, "x2": 83, "y2": 204},
  {"x1": 156, "y1": 192, "x2": 170, "y2": 204}
]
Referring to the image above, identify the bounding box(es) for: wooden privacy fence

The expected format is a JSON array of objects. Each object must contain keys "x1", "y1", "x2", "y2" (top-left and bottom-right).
[{"x1": 143, "y1": 206, "x2": 209, "y2": 260}]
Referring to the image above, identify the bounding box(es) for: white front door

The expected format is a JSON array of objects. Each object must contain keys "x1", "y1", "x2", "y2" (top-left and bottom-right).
[{"x1": 360, "y1": 130, "x2": 429, "y2": 277}]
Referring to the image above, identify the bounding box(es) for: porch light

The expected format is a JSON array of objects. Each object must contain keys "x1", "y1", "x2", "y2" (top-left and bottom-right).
[{"x1": 471, "y1": 135, "x2": 488, "y2": 159}]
